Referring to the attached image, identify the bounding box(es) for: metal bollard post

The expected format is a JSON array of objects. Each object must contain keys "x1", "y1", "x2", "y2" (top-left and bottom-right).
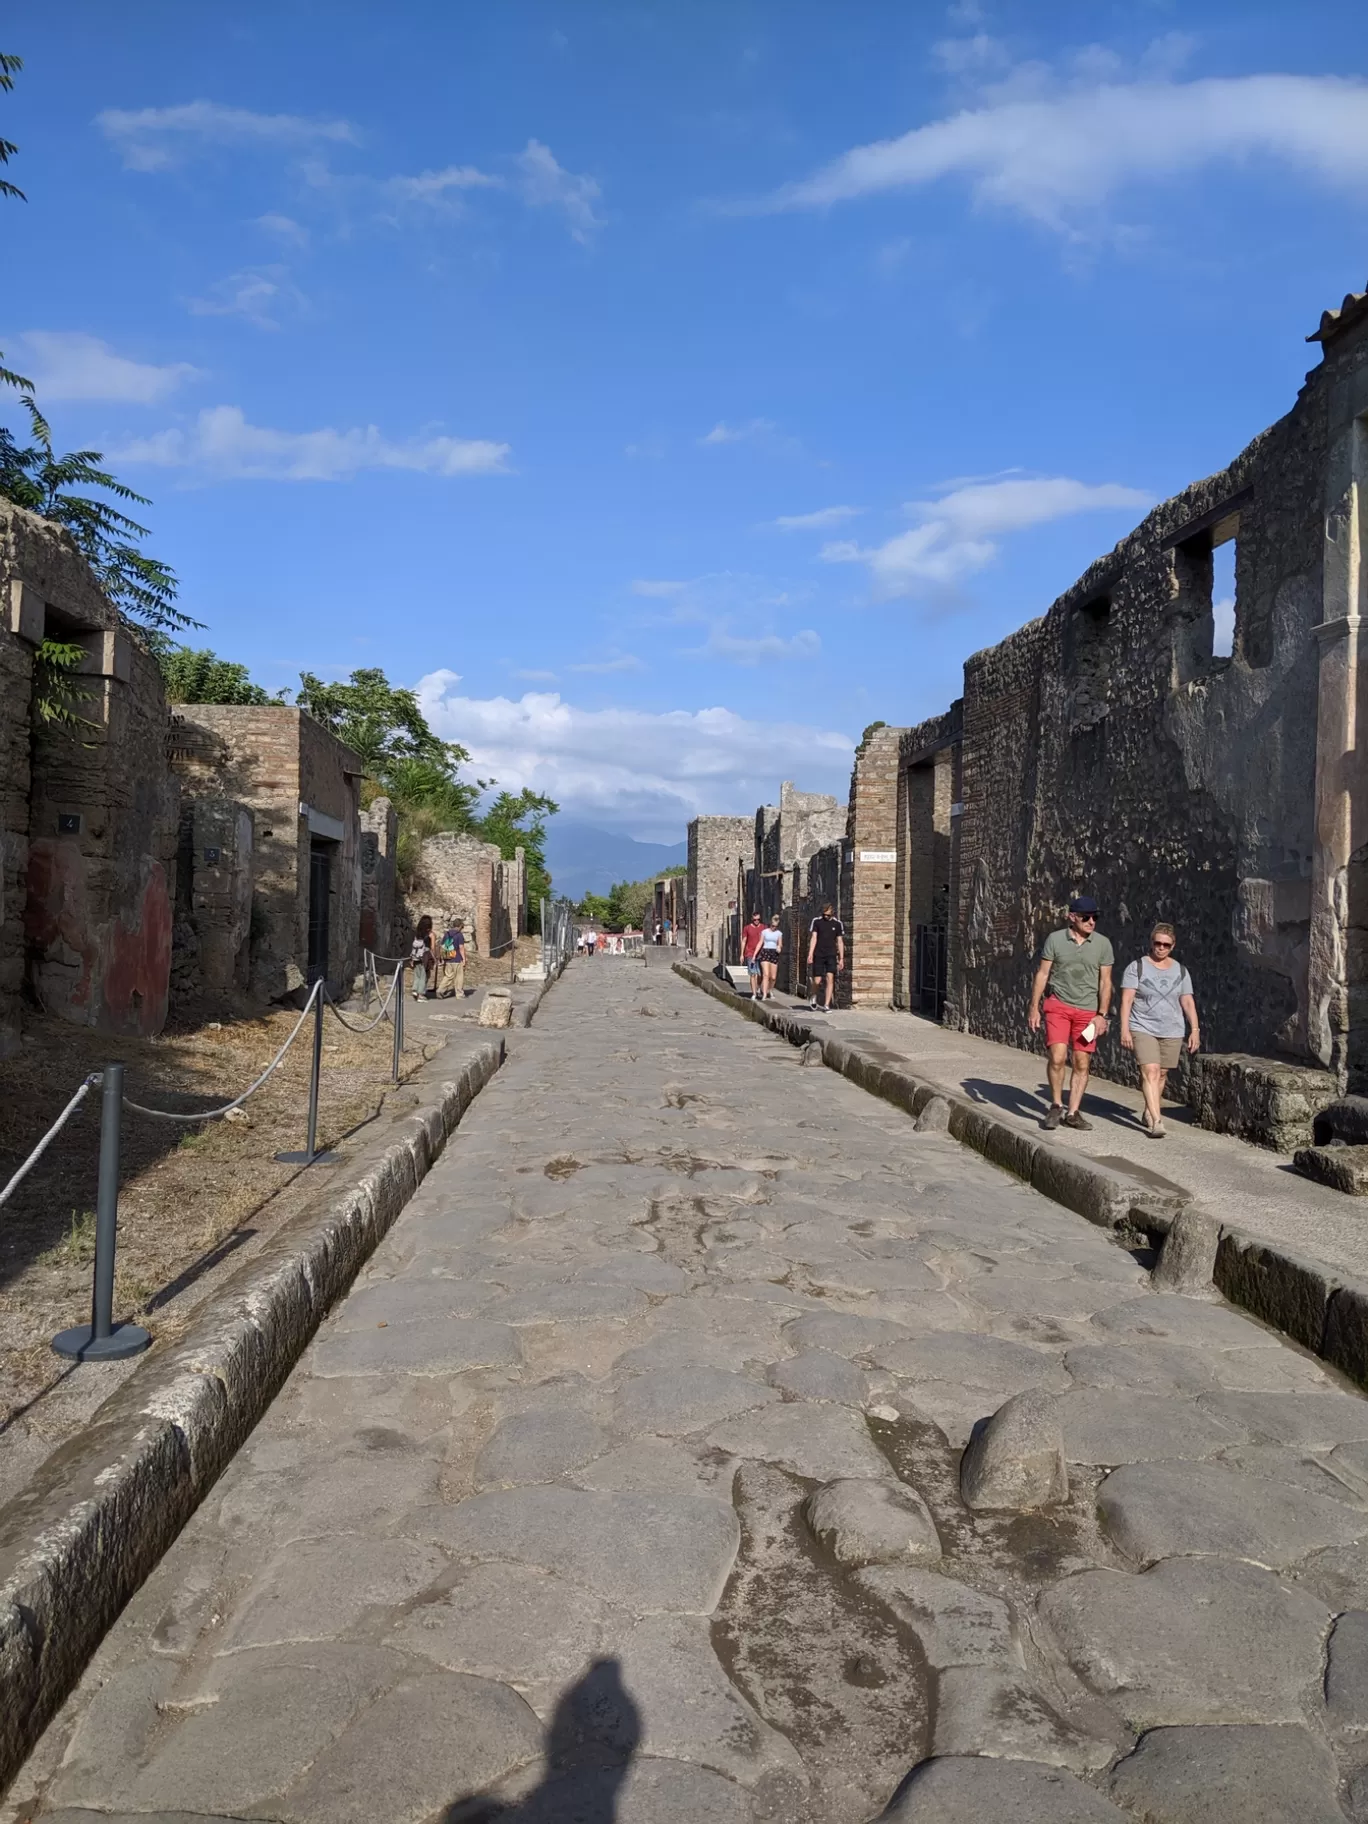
[
  {"x1": 52, "y1": 1064, "x2": 151, "y2": 1362},
  {"x1": 392, "y1": 959, "x2": 405, "y2": 1083},
  {"x1": 276, "y1": 985, "x2": 340, "y2": 1166}
]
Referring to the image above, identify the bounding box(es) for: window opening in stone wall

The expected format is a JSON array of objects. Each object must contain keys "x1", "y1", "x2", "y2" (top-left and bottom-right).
[
  {"x1": 1066, "y1": 595, "x2": 1111, "y2": 728},
  {"x1": 1211, "y1": 520, "x2": 1237, "y2": 660}
]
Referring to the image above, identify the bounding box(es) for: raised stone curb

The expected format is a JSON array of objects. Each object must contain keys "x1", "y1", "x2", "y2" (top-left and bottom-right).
[
  {"x1": 513, "y1": 949, "x2": 570, "y2": 1027},
  {"x1": 0, "y1": 1036, "x2": 507, "y2": 1797},
  {"x1": 673, "y1": 961, "x2": 1368, "y2": 1392}
]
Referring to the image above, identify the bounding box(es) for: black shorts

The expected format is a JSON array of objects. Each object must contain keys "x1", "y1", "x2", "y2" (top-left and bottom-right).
[{"x1": 811, "y1": 953, "x2": 838, "y2": 976}]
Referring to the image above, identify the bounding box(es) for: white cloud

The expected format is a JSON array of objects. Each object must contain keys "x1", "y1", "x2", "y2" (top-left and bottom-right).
[
  {"x1": 701, "y1": 417, "x2": 777, "y2": 446},
  {"x1": 382, "y1": 164, "x2": 502, "y2": 206},
  {"x1": 97, "y1": 100, "x2": 358, "y2": 171},
  {"x1": 693, "y1": 627, "x2": 820, "y2": 664},
  {"x1": 513, "y1": 139, "x2": 602, "y2": 241},
  {"x1": 760, "y1": 73, "x2": 1368, "y2": 232},
  {"x1": 186, "y1": 266, "x2": 303, "y2": 330},
  {"x1": 255, "y1": 212, "x2": 310, "y2": 247},
  {"x1": 415, "y1": 671, "x2": 854, "y2": 838},
  {"x1": 822, "y1": 475, "x2": 1151, "y2": 599},
  {"x1": 113, "y1": 405, "x2": 512, "y2": 481},
  {"x1": 774, "y1": 505, "x2": 863, "y2": 531},
  {"x1": 570, "y1": 654, "x2": 646, "y2": 674},
  {"x1": 5, "y1": 331, "x2": 200, "y2": 403}
]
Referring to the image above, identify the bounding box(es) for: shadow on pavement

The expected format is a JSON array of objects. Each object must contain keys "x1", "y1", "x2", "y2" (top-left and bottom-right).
[{"x1": 443, "y1": 1658, "x2": 642, "y2": 1822}]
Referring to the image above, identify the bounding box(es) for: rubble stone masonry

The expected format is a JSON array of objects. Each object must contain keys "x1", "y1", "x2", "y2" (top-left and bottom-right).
[{"x1": 841, "y1": 286, "x2": 1368, "y2": 1112}]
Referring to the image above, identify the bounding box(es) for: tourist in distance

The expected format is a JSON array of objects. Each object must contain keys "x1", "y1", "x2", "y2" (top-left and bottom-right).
[
  {"x1": 410, "y1": 915, "x2": 438, "y2": 999},
  {"x1": 586, "y1": 928, "x2": 597, "y2": 957},
  {"x1": 741, "y1": 910, "x2": 766, "y2": 997},
  {"x1": 662, "y1": 915, "x2": 673, "y2": 947},
  {"x1": 757, "y1": 914, "x2": 783, "y2": 1000},
  {"x1": 807, "y1": 901, "x2": 845, "y2": 1011},
  {"x1": 437, "y1": 919, "x2": 466, "y2": 998},
  {"x1": 1027, "y1": 894, "x2": 1114, "y2": 1131},
  {"x1": 1119, "y1": 922, "x2": 1200, "y2": 1138}
]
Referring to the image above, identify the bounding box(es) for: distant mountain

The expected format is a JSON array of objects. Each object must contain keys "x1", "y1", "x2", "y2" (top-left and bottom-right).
[{"x1": 543, "y1": 820, "x2": 687, "y2": 904}]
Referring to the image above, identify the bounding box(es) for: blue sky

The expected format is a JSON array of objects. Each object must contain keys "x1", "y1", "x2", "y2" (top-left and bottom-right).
[{"x1": 5, "y1": 1, "x2": 1368, "y2": 840}]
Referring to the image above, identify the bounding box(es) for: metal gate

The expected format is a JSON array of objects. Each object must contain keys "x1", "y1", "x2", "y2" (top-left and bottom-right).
[{"x1": 914, "y1": 922, "x2": 947, "y2": 1020}]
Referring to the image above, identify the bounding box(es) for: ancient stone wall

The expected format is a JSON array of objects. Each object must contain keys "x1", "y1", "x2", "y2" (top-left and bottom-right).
[
  {"x1": 359, "y1": 796, "x2": 397, "y2": 958},
  {"x1": 24, "y1": 636, "x2": 178, "y2": 1036},
  {"x1": 953, "y1": 396, "x2": 1326, "y2": 1072},
  {"x1": 171, "y1": 707, "x2": 362, "y2": 1000},
  {"x1": 845, "y1": 726, "x2": 902, "y2": 1006},
  {"x1": 687, "y1": 815, "x2": 752, "y2": 960},
  {"x1": 778, "y1": 782, "x2": 843, "y2": 866},
  {"x1": 404, "y1": 830, "x2": 504, "y2": 956},
  {"x1": 894, "y1": 708, "x2": 960, "y2": 1014},
  {"x1": 2, "y1": 502, "x2": 180, "y2": 1042}
]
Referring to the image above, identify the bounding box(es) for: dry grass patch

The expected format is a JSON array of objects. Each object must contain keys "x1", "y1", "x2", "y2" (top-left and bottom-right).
[{"x1": 0, "y1": 1002, "x2": 439, "y2": 1429}]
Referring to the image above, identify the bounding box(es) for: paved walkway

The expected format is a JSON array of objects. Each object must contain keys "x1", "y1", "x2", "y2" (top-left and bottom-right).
[
  {"x1": 9, "y1": 954, "x2": 1368, "y2": 1823},
  {"x1": 754, "y1": 985, "x2": 1368, "y2": 1287}
]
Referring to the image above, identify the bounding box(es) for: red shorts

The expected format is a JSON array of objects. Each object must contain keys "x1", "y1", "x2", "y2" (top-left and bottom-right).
[{"x1": 1043, "y1": 996, "x2": 1099, "y2": 1053}]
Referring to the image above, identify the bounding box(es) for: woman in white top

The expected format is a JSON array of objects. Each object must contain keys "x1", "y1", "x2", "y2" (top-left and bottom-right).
[
  {"x1": 758, "y1": 915, "x2": 783, "y2": 1002},
  {"x1": 1119, "y1": 922, "x2": 1200, "y2": 1138}
]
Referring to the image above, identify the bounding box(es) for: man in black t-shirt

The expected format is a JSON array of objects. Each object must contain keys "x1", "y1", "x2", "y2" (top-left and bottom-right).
[{"x1": 807, "y1": 903, "x2": 845, "y2": 1011}]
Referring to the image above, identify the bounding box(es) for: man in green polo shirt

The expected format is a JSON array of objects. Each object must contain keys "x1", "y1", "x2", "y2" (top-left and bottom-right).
[{"x1": 1027, "y1": 895, "x2": 1114, "y2": 1132}]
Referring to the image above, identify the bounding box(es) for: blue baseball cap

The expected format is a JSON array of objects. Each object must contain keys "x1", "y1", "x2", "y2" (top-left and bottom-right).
[{"x1": 1069, "y1": 895, "x2": 1099, "y2": 915}]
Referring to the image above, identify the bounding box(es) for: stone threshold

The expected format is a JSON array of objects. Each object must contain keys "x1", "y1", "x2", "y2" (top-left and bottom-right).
[
  {"x1": 674, "y1": 961, "x2": 1368, "y2": 1397},
  {"x1": 0, "y1": 1029, "x2": 510, "y2": 1798}
]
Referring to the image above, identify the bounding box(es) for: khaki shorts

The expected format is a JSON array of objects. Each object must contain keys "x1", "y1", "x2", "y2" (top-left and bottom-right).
[{"x1": 1133, "y1": 1031, "x2": 1182, "y2": 1070}]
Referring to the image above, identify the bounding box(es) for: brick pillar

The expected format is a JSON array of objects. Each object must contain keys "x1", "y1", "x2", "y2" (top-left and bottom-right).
[{"x1": 847, "y1": 726, "x2": 903, "y2": 1006}]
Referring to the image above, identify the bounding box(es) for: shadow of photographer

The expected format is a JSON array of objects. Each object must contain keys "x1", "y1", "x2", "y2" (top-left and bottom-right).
[{"x1": 443, "y1": 1657, "x2": 642, "y2": 1823}]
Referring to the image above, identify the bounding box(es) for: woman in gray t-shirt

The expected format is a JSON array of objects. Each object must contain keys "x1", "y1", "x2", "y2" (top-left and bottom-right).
[{"x1": 1119, "y1": 922, "x2": 1201, "y2": 1138}]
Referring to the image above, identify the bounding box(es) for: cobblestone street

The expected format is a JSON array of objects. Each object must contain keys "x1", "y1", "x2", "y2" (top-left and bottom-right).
[{"x1": 10, "y1": 954, "x2": 1368, "y2": 1823}]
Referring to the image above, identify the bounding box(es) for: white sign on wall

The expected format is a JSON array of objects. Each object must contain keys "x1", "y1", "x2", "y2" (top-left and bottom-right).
[{"x1": 859, "y1": 850, "x2": 897, "y2": 863}]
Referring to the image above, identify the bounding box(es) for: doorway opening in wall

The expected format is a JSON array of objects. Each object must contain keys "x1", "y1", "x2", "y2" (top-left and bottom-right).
[
  {"x1": 307, "y1": 840, "x2": 333, "y2": 984},
  {"x1": 1211, "y1": 529, "x2": 1237, "y2": 660},
  {"x1": 914, "y1": 921, "x2": 948, "y2": 1020}
]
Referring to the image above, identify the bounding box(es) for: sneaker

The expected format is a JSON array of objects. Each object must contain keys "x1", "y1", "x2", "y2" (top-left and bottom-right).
[
  {"x1": 808, "y1": 999, "x2": 819, "y2": 1010},
  {"x1": 1063, "y1": 1111, "x2": 1093, "y2": 1131},
  {"x1": 1043, "y1": 1104, "x2": 1064, "y2": 1130}
]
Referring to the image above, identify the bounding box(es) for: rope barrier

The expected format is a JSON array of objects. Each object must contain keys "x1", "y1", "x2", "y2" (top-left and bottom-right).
[
  {"x1": 121, "y1": 980, "x2": 324, "y2": 1123},
  {"x1": 324, "y1": 963, "x2": 404, "y2": 1035},
  {"x1": 0, "y1": 1073, "x2": 99, "y2": 1209}
]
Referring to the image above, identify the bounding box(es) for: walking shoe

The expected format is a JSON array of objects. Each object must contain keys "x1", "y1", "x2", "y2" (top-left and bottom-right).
[
  {"x1": 1043, "y1": 1104, "x2": 1064, "y2": 1130},
  {"x1": 1063, "y1": 1111, "x2": 1093, "y2": 1131}
]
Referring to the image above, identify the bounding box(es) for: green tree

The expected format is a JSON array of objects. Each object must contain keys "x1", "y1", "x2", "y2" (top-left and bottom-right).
[
  {"x1": 601, "y1": 864, "x2": 684, "y2": 932},
  {"x1": 575, "y1": 891, "x2": 613, "y2": 924},
  {"x1": 158, "y1": 645, "x2": 281, "y2": 705},
  {"x1": 296, "y1": 667, "x2": 559, "y2": 919},
  {"x1": 481, "y1": 787, "x2": 558, "y2": 919},
  {"x1": 296, "y1": 668, "x2": 459, "y2": 775}
]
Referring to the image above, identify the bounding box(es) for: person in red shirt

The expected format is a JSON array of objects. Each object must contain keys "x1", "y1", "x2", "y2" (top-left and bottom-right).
[{"x1": 741, "y1": 912, "x2": 766, "y2": 998}]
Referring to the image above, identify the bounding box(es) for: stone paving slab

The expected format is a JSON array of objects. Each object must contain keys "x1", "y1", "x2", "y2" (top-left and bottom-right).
[{"x1": 6, "y1": 954, "x2": 1368, "y2": 1823}]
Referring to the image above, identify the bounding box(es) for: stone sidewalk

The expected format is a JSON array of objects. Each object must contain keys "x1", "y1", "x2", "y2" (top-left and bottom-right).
[
  {"x1": 756, "y1": 986, "x2": 1368, "y2": 1288},
  {"x1": 7, "y1": 954, "x2": 1368, "y2": 1822}
]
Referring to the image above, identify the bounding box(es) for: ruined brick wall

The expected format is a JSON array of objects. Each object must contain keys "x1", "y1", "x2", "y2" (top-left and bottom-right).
[
  {"x1": 846, "y1": 726, "x2": 902, "y2": 1005},
  {"x1": 778, "y1": 782, "x2": 844, "y2": 866},
  {"x1": 687, "y1": 815, "x2": 752, "y2": 960},
  {"x1": 25, "y1": 637, "x2": 178, "y2": 1036},
  {"x1": 359, "y1": 797, "x2": 397, "y2": 957},
  {"x1": 298, "y1": 714, "x2": 363, "y2": 991},
  {"x1": 2, "y1": 503, "x2": 178, "y2": 1040},
  {"x1": 950, "y1": 374, "x2": 1328, "y2": 1073},
  {"x1": 894, "y1": 710, "x2": 959, "y2": 1012},
  {"x1": 404, "y1": 830, "x2": 501, "y2": 955},
  {"x1": 1, "y1": 504, "x2": 128, "y2": 1052},
  {"x1": 172, "y1": 707, "x2": 362, "y2": 1000}
]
